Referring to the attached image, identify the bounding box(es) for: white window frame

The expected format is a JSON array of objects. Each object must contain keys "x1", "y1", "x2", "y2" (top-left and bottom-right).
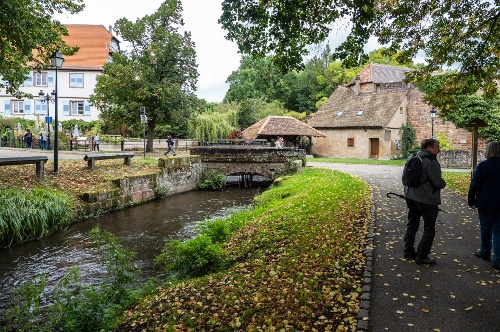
[
  {"x1": 11, "y1": 100, "x2": 24, "y2": 114},
  {"x1": 69, "y1": 73, "x2": 84, "y2": 88},
  {"x1": 35, "y1": 72, "x2": 48, "y2": 87},
  {"x1": 71, "y1": 101, "x2": 85, "y2": 115}
]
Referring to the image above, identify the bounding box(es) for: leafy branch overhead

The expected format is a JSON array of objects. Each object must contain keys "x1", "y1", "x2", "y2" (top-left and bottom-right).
[
  {"x1": 220, "y1": 0, "x2": 500, "y2": 97},
  {"x1": 0, "y1": 0, "x2": 84, "y2": 98}
]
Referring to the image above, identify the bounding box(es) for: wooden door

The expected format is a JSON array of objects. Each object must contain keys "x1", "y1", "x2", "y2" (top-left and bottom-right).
[{"x1": 370, "y1": 138, "x2": 379, "y2": 159}]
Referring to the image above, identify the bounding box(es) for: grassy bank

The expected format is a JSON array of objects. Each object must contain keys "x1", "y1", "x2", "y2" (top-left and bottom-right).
[
  {"x1": 118, "y1": 167, "x2": 372, "y2": 331},
  {"x1": 0, "y1": 157, "x2": 161, "y2": 247}
]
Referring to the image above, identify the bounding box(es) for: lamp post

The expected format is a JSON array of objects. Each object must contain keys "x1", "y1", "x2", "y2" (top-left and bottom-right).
[
  {"x1": 430, "y1": 108, "x2": 437, "y2": 138},
  {"x1": 50, "y1": 51, "x2": 64, "y2": 173},
  {"x1": 38, "y1": 89, "x2": 56, "y2": 150}
]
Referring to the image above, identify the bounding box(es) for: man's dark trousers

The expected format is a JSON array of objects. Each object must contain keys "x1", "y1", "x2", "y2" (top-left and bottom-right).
[{"x1": 404, "y1": 198, "x2": 439, "y2": 256}]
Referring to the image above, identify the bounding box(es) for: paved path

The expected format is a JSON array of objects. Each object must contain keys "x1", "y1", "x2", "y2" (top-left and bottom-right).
[
  {"x1": 310, "y1": 162, "x2": 500, "y2": 332},
  {"x1": 0, "y1": 146, "x2": 87, "y2": 159}
]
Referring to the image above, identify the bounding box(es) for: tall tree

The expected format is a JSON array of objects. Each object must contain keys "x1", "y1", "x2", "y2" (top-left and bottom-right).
[
  {"x1": 91, "y1": 0, "x2": 198, "y2": 151},
  {"x1": 220, "y1": 0, "x2": 500, "y2": 105},
  {"x1": 0, "y1": 0, "x2": 84, "y2": 97}
]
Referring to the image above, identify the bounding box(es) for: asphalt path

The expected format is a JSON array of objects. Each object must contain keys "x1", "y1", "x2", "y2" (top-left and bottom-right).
[
  {"x1": 309, "y1": 162, "x2": 500, "y2": 332},
  {"x1": 0, "y1": 146, "x2": 86, "y2": 159}
]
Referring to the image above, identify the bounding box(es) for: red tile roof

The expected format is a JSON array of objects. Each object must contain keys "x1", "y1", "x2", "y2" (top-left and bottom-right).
[{"x1": 62, "y1": 24, "x2": 118, "y2": 70}]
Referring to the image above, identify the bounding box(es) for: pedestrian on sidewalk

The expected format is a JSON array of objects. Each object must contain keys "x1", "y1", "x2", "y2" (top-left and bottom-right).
[
  {"x1": 93, "y1": 133, "x2": 100, "y2": 151},
  {"x1": 23, "y1": 129, "x2": 32, "y2": 148},
  {"x1": 402, "y1": 138, "x2": 447, "y2": 265},
  {"x1": 39, "y1": 130, "x2": 48, "y2": 150},
  {"x1": 164, "y1": 134, "x2": 176, "y2": 156},
  {"x1": 468, "y1": 141, "x2": 500, "y2": 271}
]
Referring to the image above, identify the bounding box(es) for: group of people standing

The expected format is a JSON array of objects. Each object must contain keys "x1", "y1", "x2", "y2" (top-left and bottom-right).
[
  {"x1": 23, "y1": 129, "x2": 48, "y2": 150},
  {"x1": 403, "y1": 138, "x2": 500, "y2": 271}
]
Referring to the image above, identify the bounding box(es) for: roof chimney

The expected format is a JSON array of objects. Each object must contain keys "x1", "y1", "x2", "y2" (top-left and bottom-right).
[{"x1": 354, "y1": 75, "x2": 361, "y2": 97}]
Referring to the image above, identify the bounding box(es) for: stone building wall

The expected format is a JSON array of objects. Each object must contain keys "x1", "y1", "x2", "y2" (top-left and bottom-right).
[{"x1": 407, "y1": 88, "x2": 487, "y2": 150}]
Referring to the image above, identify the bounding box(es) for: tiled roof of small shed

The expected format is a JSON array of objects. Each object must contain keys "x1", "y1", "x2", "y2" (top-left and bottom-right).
[
  {"x1": 243, "y1": 116, "x2": 327, "y2": 139},
  {"x1": 307, "y1": 86, "x2": 408, "y2": 128}
]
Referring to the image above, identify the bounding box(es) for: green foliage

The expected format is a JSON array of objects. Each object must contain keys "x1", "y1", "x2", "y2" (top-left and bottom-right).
[
  {"x1": 155, "y1": 185, "x2": 170, "y2": 199},
  {"x1": 221, "y1": 0, "x2": 500, "y2": 101},
  {"x1": 60, "y1": 119, "x2": 102, "y2": 134},
  {"x1": 196, "y1": 169, "x2": 227, "y2": 191},
  {"x1": 400, "y1": 125, "x2": 416, "y2": 158},
  {"x1": 435, "y1": 131, "x2": 453, "y2": 151},
  {"x1": 189, "y1": 110, "x2": 237, "y2": 143},
  {"x1": 155, "y1": 234, "x2": 226, "y2": 278},
  {"x1": 0, "y1": 188, "x2": 74, "y2": 248},
  {"x1": 0, "y1": 0, "x2": 84, "y2": 98},
  {"x1": 91, "y1": 0, "x2": 198, "y2": 150},
  {"x1": 1, "y1": 226, "x2": 142, "y2": 331}
]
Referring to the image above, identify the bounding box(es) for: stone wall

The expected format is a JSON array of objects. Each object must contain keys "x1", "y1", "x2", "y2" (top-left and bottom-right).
[
  {"x1": 80, "y1": 156, "x2": 202, "y2": 216},
  {"x1": 407, "y1": 89, "x2": 487, "y2": 150},
  {"x1": 438, "y1": 150, "x2": 485, "y2": 168}
]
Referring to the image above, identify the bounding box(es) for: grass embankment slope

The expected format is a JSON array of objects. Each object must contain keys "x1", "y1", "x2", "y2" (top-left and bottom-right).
[{"x1": 118, "y1": 167, "x2": 372, "y2": 331}]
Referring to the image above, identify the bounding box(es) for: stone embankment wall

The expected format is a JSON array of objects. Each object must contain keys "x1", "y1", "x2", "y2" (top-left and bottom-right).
[
  {"x1": 438, "y1": 150, "x2": 485, "y2": 168},
  {"x1": 80, "y1": 156, "x2": 202, "y2": 216}
]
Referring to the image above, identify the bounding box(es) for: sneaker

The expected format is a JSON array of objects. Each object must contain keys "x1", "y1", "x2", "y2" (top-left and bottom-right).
[
  {"x1": 493, "y1": 262, "x2": 500, "y2": 270},
  {"x1": 416, "y1": 255, "x2": 436, "y2": 265},
  {"x1": 474, "y1": 251, "x2": 491, "y2": 261}
]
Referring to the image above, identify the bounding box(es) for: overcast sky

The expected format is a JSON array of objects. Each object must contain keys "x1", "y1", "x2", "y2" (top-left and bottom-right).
[{"x1": 53, "y1": 0, "x2": 241, "y2": 103}]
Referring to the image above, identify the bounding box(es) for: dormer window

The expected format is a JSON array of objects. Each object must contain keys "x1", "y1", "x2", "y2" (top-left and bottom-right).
[
  {"x1": 356, "y1": 109, "x2": 364, "y2": 117},
  {"x1": 336, "y1": 110, "x2": 344, "y2": 117}
]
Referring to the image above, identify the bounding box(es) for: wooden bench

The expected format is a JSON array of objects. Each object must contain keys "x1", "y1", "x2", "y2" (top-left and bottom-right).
[
  {"x1": 83, "y1": 152, "x2": 135, "y2": 170},
  {"x1": 0, "y1": 156, "x2": 49, "y2": 179}
]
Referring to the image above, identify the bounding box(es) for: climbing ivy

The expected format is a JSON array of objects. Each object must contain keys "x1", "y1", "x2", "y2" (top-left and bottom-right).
[{"x1": 401, "y1": 124, "x2": 416, "y2": 158}]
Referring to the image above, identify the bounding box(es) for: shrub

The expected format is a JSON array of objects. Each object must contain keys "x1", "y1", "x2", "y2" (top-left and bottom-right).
[{"x1": 196, "y1": 168, "x2": 227, "y2": 190}]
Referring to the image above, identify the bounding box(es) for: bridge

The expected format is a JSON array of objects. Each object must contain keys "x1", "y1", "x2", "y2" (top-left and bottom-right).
[{"x1": 190, "y1": 146, "x2": 306, "y2": 186}]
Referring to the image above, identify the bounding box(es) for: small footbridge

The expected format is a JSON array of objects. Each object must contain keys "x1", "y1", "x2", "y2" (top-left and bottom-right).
[{"x1": 190, "y1": 146, "x2": 306, "y2": 185}]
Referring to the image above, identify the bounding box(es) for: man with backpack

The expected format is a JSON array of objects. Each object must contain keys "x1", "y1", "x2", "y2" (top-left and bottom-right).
[
  {"x1": 164, "y1": 134, "x2": 177, "y2": 156},
  {"x1": 402, "y1": 138, "x2": 446, "y2": 265}
]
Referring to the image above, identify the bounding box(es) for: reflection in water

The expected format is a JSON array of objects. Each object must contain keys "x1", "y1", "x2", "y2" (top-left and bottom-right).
[{"x1": 0, "y1": 187, "x2": 263, "y2": 309}]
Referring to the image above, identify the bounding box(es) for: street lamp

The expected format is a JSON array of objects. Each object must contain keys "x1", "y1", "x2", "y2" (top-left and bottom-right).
[
  {"x1": 38, "y1": 89, "x2": 56, "y2": 150},
  {"x1": 50, "y1": 51, "x2": 64, "y2": 173},
  {"x1": 430, "y1": 108, "x2": 437, "y2": 138}
]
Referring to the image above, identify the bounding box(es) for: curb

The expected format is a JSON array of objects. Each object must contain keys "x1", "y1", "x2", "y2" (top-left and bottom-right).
[{"x1": 357, "y1": 199, "x2": 376, "y2": 331}]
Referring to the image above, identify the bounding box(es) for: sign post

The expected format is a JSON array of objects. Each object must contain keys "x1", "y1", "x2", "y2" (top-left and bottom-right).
[{"x1": 140, "y1": 106, "x2": 147, "y2": 158}]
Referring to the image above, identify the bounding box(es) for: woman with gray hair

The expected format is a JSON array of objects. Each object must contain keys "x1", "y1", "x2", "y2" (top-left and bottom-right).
[{"x1": 468, "y1": 141, "x2": 500, "y2": 270}]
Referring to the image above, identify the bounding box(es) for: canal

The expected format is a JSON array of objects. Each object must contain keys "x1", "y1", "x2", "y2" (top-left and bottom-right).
[{"x1": 0, "y1": 187, "x2": 263, "y2": 310}]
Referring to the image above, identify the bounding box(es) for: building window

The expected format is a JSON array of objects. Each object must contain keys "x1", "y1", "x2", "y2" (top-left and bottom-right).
[
  {"x1": 35, "y1": 72, "x2": 48, "y2": 87},
  {"x1": 400, "y1": 106, "x2": 404, "y2": 114},
  {"x1": 347, "y1": 138, "x2": 355, "y2": 147},
  {"x1": 69, "y1": 73, "x2": 84, "y2": 87},
  {"x1": 336, "y1": 110, "x2": 344, "y2": 117},
  {"x1": 71, "y1": 101, "x2": 85, "y2": 115},
  {"x1": 11, "y1": 100, "x2": 24, "y2": 114},
  {"x1": 356, "y1": 109, "x2": 364, "y2": 117}
]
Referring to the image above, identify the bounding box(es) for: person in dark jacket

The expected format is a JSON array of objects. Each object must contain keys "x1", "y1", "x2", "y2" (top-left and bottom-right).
[
  {"x1": 468, "y1": 141, "x2": 500, "y2": 271},
  {"x1": 403, "y1": 138, "x2": 447, "y2": 265}
]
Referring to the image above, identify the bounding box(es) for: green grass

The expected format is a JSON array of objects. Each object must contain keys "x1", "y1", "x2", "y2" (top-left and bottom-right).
[
  {"x1": 121, "y1": 167, "x2": 372, "y2": 331},
  {"x1": 0, "y1": 188, "x2": 74, "y2": 248},
  {"x1": 442, "y1": 172, "x2": 471, "y2": 198}
]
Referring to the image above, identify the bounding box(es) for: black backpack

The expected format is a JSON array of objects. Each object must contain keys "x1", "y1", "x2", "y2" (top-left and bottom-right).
[{"x1": 402, "y1": 153, "x2": 428, "y2": 187}]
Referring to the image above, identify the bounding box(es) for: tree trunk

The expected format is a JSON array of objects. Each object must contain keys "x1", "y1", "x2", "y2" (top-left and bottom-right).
[{"x1": 147, "y1": 120, "x2": 155, "y2": 152}]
